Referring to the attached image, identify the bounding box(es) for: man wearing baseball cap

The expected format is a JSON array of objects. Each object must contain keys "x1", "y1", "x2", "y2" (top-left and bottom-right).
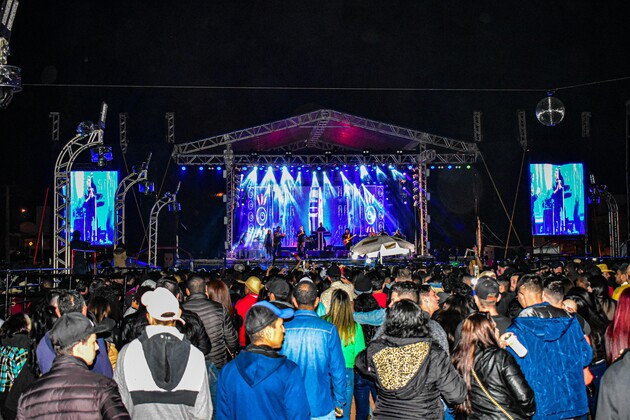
[
  {"x1": 17, "y1": 313, "x2": 129, "y2": 419},
  {"x1": 235, "y1": 276, "x2": 263, "y2": 347},
  {"x1": 114, "y1": 287, "x2": 212, "y2": 418},
  {"x1": 473, "y1": 277, "x2": 511, "y2": 334},
  {"x1": 217, "y1": 301, "x2": 309, "y2": 419}
]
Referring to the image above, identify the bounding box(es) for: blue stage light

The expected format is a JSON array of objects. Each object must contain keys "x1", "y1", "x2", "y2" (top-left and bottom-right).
[
  {"x1": 447, "y1": 165, "x2": 452, "y2": 169},
  {"x1": 217, "y1": 166, "x2": 222, "y2": 171},
  {"x1": 408, "y1": 165, "x2": 413, "y2": 170},
  {"x1": 242, "y1": 166, "x2": 247, "y2": 171},
  {"x1": 335, "y1": 166, "x2": 339, "y2": 171},
  {"x1": 198, "y1": 166, "x2": 204, "y2": 171},
  {"x1": 430, "y1": 165, "x2": 435, "y2": 169},
  {"x1": 317, "y1": 166, "x2": 321, "y2": 171},
  {"x1": 298, "y1": 166, "x2": 302, "y2": 170},
  {"x1": 181, "y1": 166, "x2": 187, "y2": 171}
]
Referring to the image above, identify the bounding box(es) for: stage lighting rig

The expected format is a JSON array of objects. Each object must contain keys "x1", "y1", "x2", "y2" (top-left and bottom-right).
[
  {"x1": 91, "y1": 146, "x2": 113, "y2": 167},
  {"x1": 0, "y1": 0, "x2": 21, "y2": 109}
]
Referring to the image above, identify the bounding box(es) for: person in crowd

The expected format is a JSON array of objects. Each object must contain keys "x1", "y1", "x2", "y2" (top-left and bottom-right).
[
  {"x1": 370, "y1": 275, "x2": 388, "y2": 308},
  {"x1": 217, "y1": 301, "x2": 309, "y2": 419},
  {"x1": 119, "y1": 279, "x2": 212, "y2": 358},
  {"x1": 319, "y1": 264, "x2": 355, "y2": 315},
  {"x1": 184, "y1": 275, "x2": 239, "y2": 370},
  {"x1": 507, "y1": 276, "x2": 592, "y2": 419},
  {"x1": 472, "y1": 277, "x2": 512, "y2": 334},
  {"x1": 596, "y1": 349, "x2": 630, "y2": 420},
  {"x1": 88, "y1": 295, "x2": 120, "y2": 370},
  {"x1": 418, "y1": 284, "x2": 440, "y2": 317},
  {"x1": 389, "y1": 282, "x2": 449, "y2": 354},
  {"x1": 235, "y1": 276, "x2": 263, "y2": 347},
  {"x1": 495, "y1": 276, "x2": 515, "y2": 317},
  {"x1": 611, "y1": 263, "x2": 629, "y2": 301},
  {"x1": 589, "y1": 275, "x2": 616, "y2": 321},
  {"x1": 0, "y1": 314, "x2": 37, "y2": 420},
  {"x1": 352, "y1": 293, "x2": 380, "y2": 420},
  {"x1": 207, "y1": 278, "x2": 241, "y2": 334},
  {"x1": 433, "y1": 293, "x2": 472, "y2": 353},
  {"x1": 563, "y1": 287, "x2": 610, "y2": 416},
  {"x1": 264, "y1": 277, "x2": 293, "y2": 307},
  {"x1": 452, "y1": 312, "x2": 535, "y2": 419},
  {"x1": 605, "y1": 288, "x2": 630, "y2": 364},
  {"x1": 355, "y1": 300, "x2": 466, "y2": 419},
  {"x1": 281, "y1": 280, "x2": 346, "y2": 419},
  {"x1": 114, "y1": 287, "x2": 212, "y2": 418},
  {"x1": 324, "y1": 289, "x2": 365, "y2": 420},
  {"x1": 36, "y1": 290, "x2": 113, "y2": 377},
  {"x1": 17, "y1": 313, "x2": 128, "y2": 419}
]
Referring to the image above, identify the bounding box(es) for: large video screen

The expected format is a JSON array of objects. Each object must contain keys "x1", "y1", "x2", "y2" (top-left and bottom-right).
[
  {"x1": 70, "y1": 171, "x2": 118, "y2": 245},
  {"x1": 529, "y1": 163, "x2": 585, "y2": 236},
  {"x1": 233, "y1": 166, "x2": 406, "y2": 250}
]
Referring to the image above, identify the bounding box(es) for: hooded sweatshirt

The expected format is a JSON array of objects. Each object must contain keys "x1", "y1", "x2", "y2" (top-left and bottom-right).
[
  {"x1": 114, "y1": 325, "x2": 212, "y2": 419},
  {"x1": 217, "y1": 344, "x2": 310, "y2": 420},
  {"x1": 507, "y1": 303, "x2": 592, "y2": 420}
]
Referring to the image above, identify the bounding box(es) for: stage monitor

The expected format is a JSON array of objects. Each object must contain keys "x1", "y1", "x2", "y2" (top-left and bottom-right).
[
  {"x1": 529, "y1": 163, "x2": 585, "y2": 236},
  {"x1": 69, "y1": 170, "x2": 118, "y2": 245}
]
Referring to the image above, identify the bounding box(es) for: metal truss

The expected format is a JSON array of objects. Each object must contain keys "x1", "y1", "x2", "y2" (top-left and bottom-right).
[
  {"x1": 601, "y1": 190, "x2": 620, "y2": 257},
  {"x1": 175, "y1": 152, "x2": 476, "y2": 167},
  {"x1": 172, "y1": 109, "x2": 478, "y2": 156},
  {"x1": 517, "y1": 110, "x2": 527, "y2": 150},
  {"x1": 49, "y1": 112, "x2": 60, "y2": 142},
  {"x1": 473, "y1": 111, "x2": 482, "y2": 143},
  {"x1": 581, "y1": 112, "x2": 591, "y2": 138},
  {"x1": 418, "y1": 162, "x2": 430, "y2": 256},
  {"x1": 148, "y1": 183, "x2": 180, "y2": 268},
  {"x1": 53, "y1": 130, "x2": 103, "y2": 270},
  {"x1": 119, "y1": 113, "x2": 128, "y2": 154},
  {"x1": 114, "y1": 153, "x2": 151, "y2": 246},
  {"x1": 223, "y1": 146, "x2": 235, "y2": 257},
  {"x1": 165, "y1": 112, "x2": 175, "y2": 143}
]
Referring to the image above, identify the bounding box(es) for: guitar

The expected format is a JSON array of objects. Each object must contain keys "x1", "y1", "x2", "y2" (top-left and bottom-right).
[{"x1": 343, "y1": 234, "x2": 356, "y2": 245}]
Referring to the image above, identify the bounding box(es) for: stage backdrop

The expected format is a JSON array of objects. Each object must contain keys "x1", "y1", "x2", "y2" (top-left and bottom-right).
[
  {"x1": 70, "y1": 171, "x2": 118, "y2": 245},
  {"x1": 234, "y1": 166, "x2": 404, "y2": 250},
  {"x1": 529, "y1": 163, "x2": 585, "y2": 236}
]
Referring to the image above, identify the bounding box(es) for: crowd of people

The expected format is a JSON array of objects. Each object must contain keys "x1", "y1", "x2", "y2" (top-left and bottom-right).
[{"x1": 0, "y1": 257, "x2": 629, "y2": 419}]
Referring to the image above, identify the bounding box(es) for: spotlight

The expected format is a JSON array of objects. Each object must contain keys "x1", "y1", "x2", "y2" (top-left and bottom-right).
[
  {"x1": 466, "y1": 165, "x2": 471, "y2": 169},
  {"x1": 317, "y1": 166, "x2": 321, "y2": 171},
  {"x1": 447, "y1": 165, "x2": 452, "y2": 169},
  {"x1": 430, "y1": 165, "x2": 435, "y2": 169},
  {"x1": 199, "y1": 166, "x2": 204, "y2": 171},
  {"x1": 76, "y1": 121, "x2": 96, "y2": 135},
  {"x1": 217, "y1": 166, "x2": 222, "y2": 171},
  {"x1": 91, "y1": 146, "x2": 113, "y2": 167},
  {"x1": 181, "y1": 166, "x2": 187, "y2": 171},
  {"x1": 167, "y1": 202, "x2": 181, "y2": 212},
  {"x1": 139, "y1": 181, "x2": 155, "y2": 195}
]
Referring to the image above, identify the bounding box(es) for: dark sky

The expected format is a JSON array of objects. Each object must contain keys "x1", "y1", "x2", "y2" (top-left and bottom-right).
[{"x1": 1, "y1": 1, "x2": 629, "y2": 256}]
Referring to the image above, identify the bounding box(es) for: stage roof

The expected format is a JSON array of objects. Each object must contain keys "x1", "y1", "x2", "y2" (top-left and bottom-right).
[{"x1": 173, "y1": 109, "x2": 479, "y2": 165}]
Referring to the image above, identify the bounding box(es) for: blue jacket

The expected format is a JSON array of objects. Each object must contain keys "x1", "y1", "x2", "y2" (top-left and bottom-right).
[
  {"x1": 217, "y1": 345, "x2": 310, "y2": 420},
  {"x1": 280, "y1": 310, "x2": 346, "y2": 417},
  {"x1": 507, "y1": 303, "x2": 592, "y2": 420},
  {"x1": 36, "y1": 332, "x2": 113, "y2": 378}
]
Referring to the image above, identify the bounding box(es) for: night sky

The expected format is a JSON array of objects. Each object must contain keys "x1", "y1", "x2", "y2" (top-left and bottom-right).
[{"x1": 1, "y1": 1, "x2": 629, "y2": 258}]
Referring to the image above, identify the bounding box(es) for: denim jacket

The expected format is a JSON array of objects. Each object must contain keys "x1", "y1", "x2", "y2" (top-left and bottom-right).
[{"x1": 280, "y1": 310, "x2": 346, "y2": 417}]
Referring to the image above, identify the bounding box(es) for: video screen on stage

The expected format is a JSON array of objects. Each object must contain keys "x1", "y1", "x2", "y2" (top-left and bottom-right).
[
  {"x1": 233, "y1": 165, "x2": 410, "y2": 252},
  {"x1": 69, "y1": 171, "x2": 118, "y2": 245},
  {"x1": 529, "y1": 163, "x2": 585, "y2": 236}
]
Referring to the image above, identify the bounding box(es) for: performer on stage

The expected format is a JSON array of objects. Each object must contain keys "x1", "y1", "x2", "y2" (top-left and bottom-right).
[
  {"x1": 264, "y1": 229, "x2": 273, "y2": 258},
  {"x1": 84, "y1": 175, "x2": 98, "y2": 243},
  {"x1": 342, "y1": 228, "x2": 354, "y2": 251},
  {"x1": 393, "y1": 229, "x2": 403, "y2": 239},
  {"x1": 296, "y1": 226, "x2": 306, "y2": 257},
  {"x1": 273, "y1": 226, "x2": 286, "y2": 259},
  {"x1": 316, "y1": 222, "x2": 327, "y2": 250},
  {"x1": 552, "y1": 167, "x2": 566, "y2": 233}
]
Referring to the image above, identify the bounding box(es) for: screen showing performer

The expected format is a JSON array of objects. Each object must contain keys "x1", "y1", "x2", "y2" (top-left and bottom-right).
[
  {"x1": 529, "y1": 163, "x2": 585, "y2": 236},
  {"x1": 70, "y1": 171, "x2": 118, "y2": 245}
]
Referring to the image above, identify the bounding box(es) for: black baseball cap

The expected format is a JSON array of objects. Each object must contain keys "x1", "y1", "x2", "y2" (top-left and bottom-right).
[
  {"x1": 245, "y1": 301, "x2": 294, "y2": 337},
  {"x1": 266, "y1": 278, "x2": 290, "y2": 298},
  {"x1": 327, "y1": 264, "x2": 341, "y2": 278},
  {"x1": 474, "y1": 277, "x2": 500, "y2": 301},
  {"x1": 354, "y1": 274, "x2": 373, "y2": 295},
  {"x1": 50, "y1": 313, "x2": 114, "y2": 349}
]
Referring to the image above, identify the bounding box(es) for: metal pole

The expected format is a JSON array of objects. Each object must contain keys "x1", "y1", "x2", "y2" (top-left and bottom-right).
[{"x1": 625, "y1": 100, "x2": 630, "y2": 247}]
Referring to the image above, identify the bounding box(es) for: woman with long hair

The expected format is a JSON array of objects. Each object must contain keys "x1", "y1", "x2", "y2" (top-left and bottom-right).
[
  {"x1": 356, "y1": 300, "x2": 466, "y2": 419},
  {"x1": 433, "y1": 293, "x2": 473, "y2": 353},
  {"x1": 589, "y1": 275, "x2": 616, "y2": 322},
  {"x1": 452, "y1": 313, "x2": 535, "y2": 419},
  {"x1": 324, "y1": 289, "x2": 365, "y2": 420},
  {"x1": 0, "y1": 313, "x2": 38, "y2": 420},
  {"x1": 605, "y1": 287, "x2": 630, "y2": 364},
  {"x1": 207, "y1": 278, "x2": 242, "y2": 336}
]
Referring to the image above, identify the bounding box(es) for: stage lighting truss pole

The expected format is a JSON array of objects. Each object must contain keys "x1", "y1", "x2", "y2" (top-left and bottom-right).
[
  {"x1": 224, "y1": 146, "x2": 235, "y2": 257},
  {"x1": 53, "y1": 130, "x2": 104, "y2": 270},
  {"x1": 148, "y1": 183, "x2": 180, "y2": 268},
  {"x1": 114, "y1": 154, "x2": 151, "y2": 246},
  {"x1": 414, "y1": 148, "x2": 434, "y2": 257},
  {"x1": 601, "y1": 190, "x2": 620, "y2": 257}
]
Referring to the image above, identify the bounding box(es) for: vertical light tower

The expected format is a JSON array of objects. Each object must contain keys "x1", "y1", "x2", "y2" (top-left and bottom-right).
[{"x1": 0, "y1": 0, "x2": 21, "y2": 108}]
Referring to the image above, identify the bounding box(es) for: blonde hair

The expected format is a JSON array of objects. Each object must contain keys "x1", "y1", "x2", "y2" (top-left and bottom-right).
[{"x1": 325, "y1": 289, "x2": 355, "y2": 346}]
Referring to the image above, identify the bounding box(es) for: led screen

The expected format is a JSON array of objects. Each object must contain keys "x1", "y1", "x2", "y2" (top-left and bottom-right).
[
  {"x1": 70, "y1": 171, "x2": 118, "y2": 245},
  {"x1": 529, "y1": 163, "x2": 585, "y2": 236},
  {"x1": 233, "y1": 166, "x2": 404, "y2": 250}
]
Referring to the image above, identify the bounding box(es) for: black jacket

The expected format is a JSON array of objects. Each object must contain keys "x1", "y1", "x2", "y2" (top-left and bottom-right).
[
  {"x1": 596, "y1": 349, "x2": 630, "y2": 420},
  {"x1": 183, "y1": 293, "x2": 239, "y2": 368},
  {"x1": 120, "y1": 307, "x2": 212, "y2": 357},
  {"x1": 356, "y1": 335, "x2": 466, "y2": 420},
  {"x1": 16, "y1": 355, "x2": 129, "y2": 420},
  {"x1": 465, "y1": 347, "x2": 536, "y2": 419}
]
